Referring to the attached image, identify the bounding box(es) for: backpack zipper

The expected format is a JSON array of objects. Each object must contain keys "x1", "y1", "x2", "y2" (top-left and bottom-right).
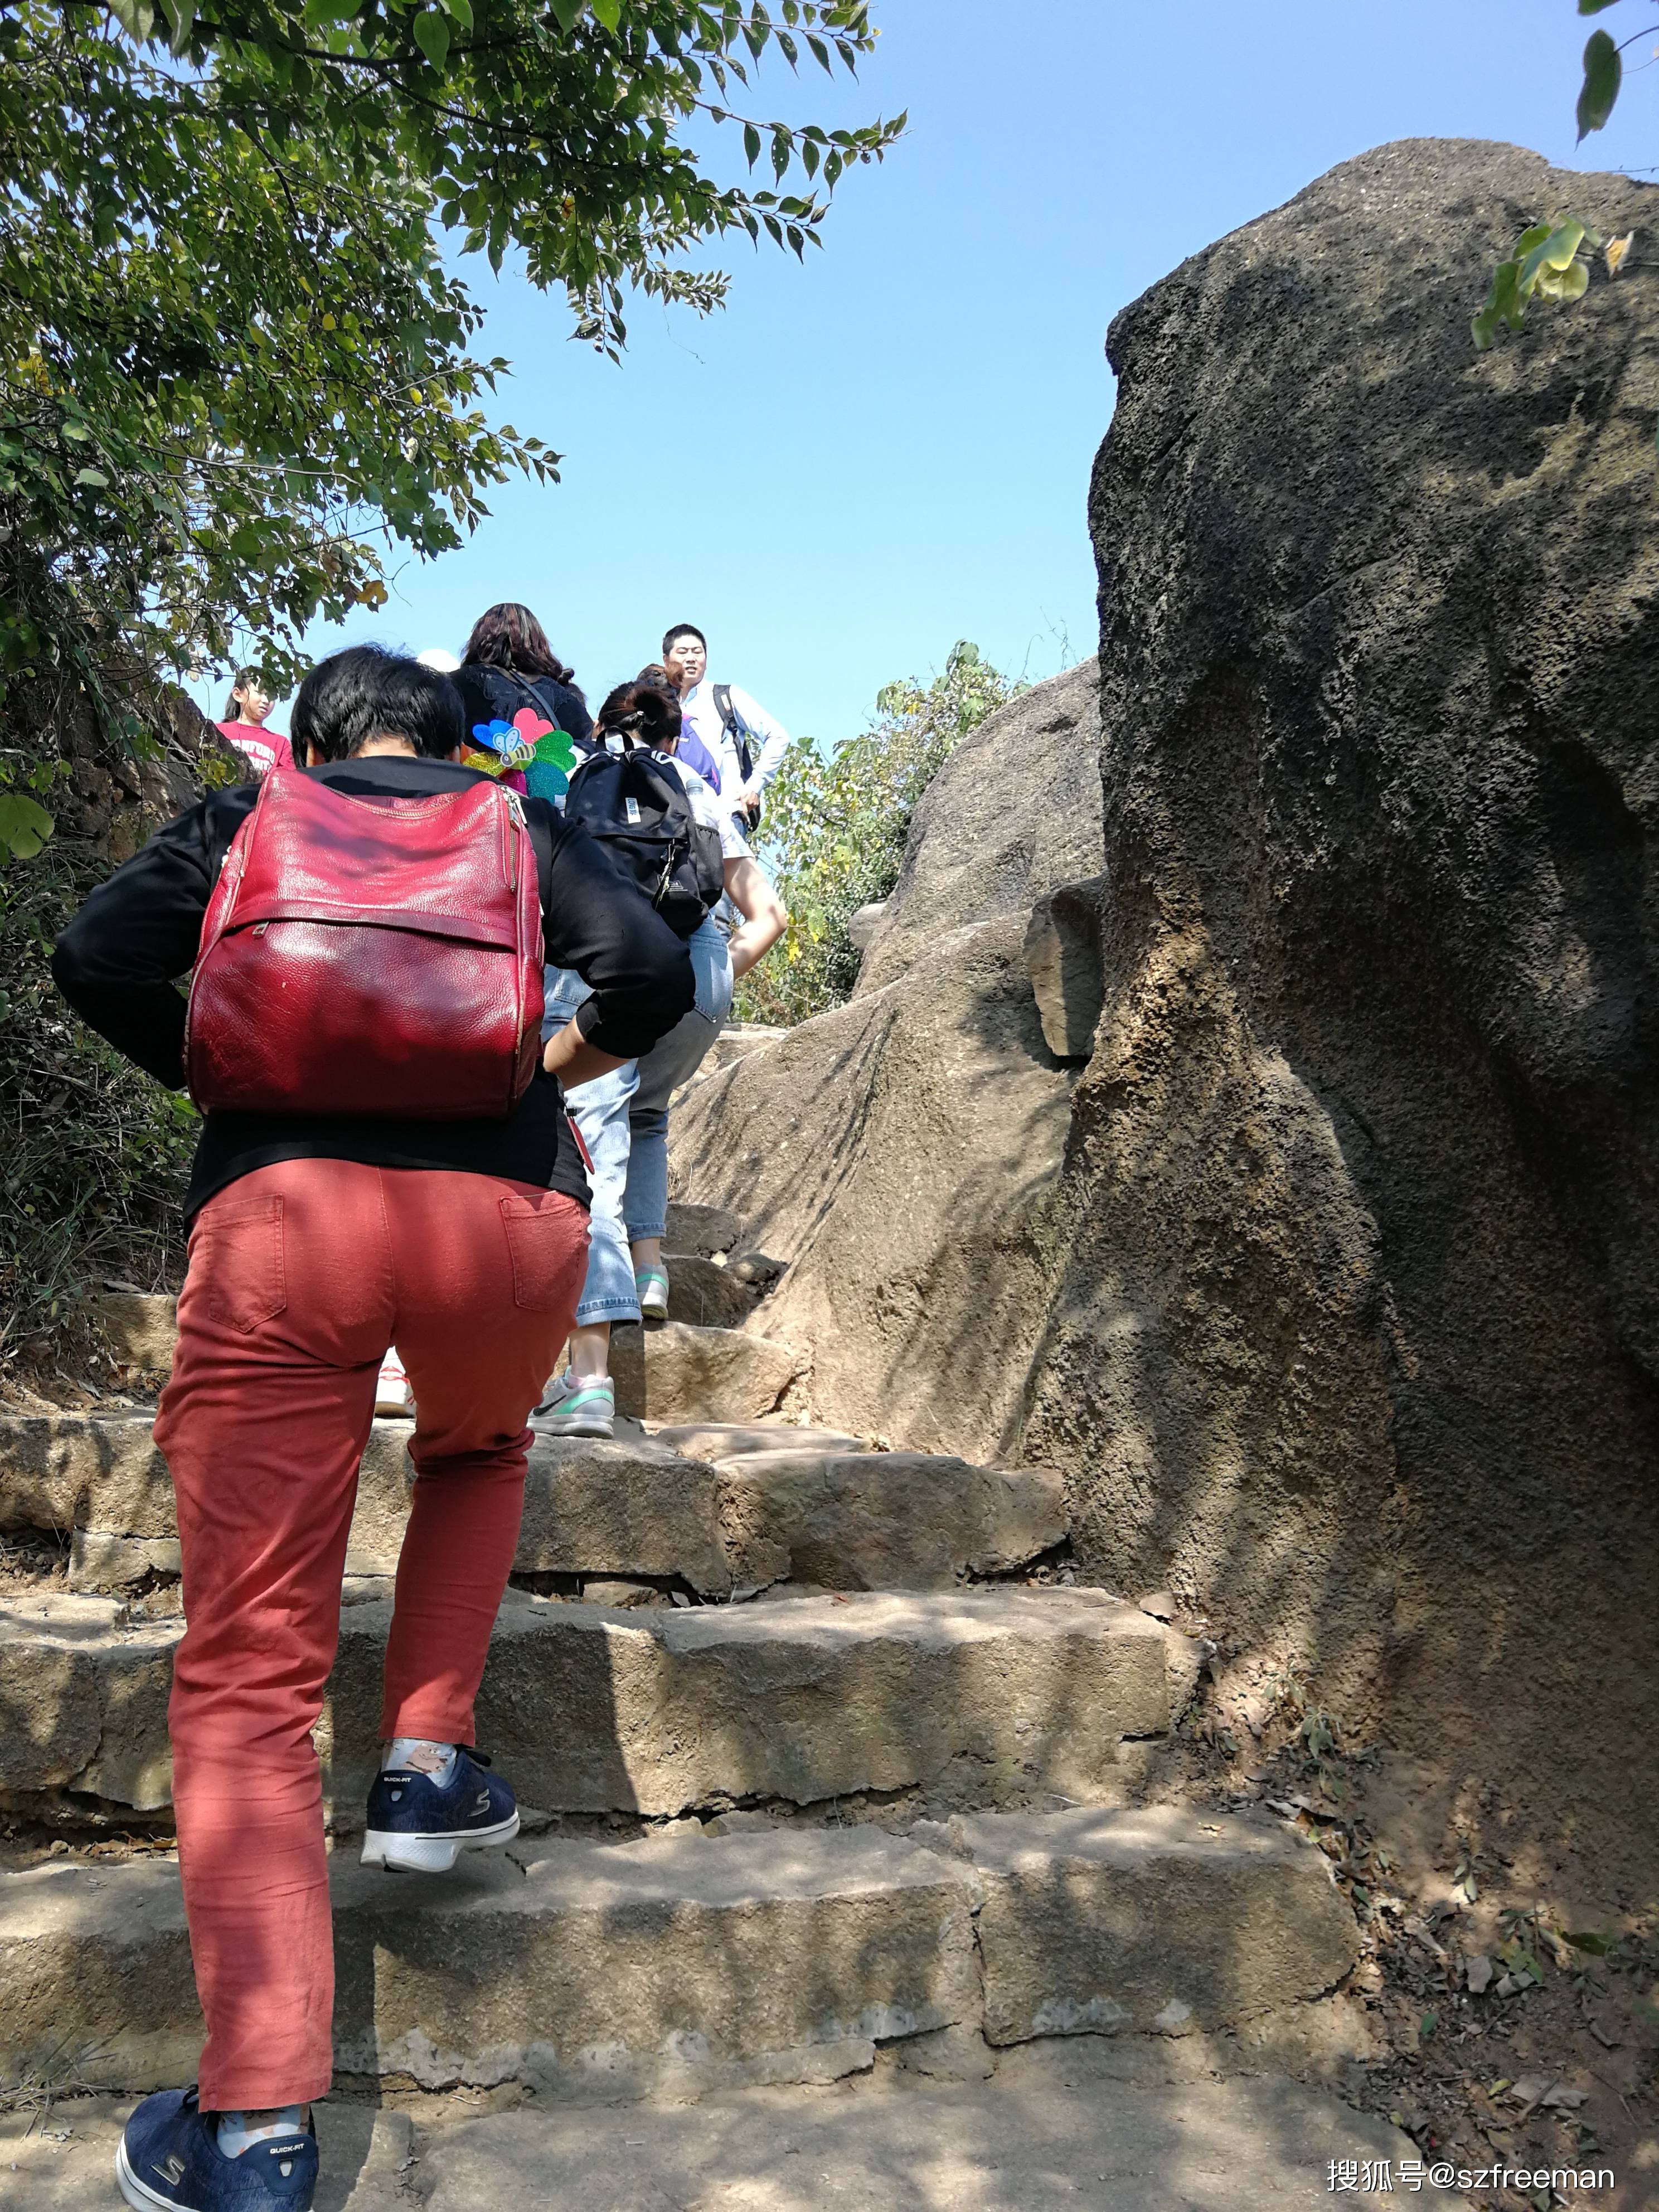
[{"x1": 501, "y1": 787, "x2": 525, "y2": 892}]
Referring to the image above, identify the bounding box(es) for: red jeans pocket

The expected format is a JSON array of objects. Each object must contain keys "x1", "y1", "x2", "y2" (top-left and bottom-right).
[
  {"x1": 500, "y1": 1191, "x2": 588, "y2": 1313},
  {"x1": 193, "y1": 1194, "x2": 287, "y2": 1333}
]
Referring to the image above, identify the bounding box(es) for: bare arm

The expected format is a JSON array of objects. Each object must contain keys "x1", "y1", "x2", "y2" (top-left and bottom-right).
[
  {"x1": 722, "y1": 854, "x2": 788, "y2": 980},
  {"x1": 542, "y1": 1020, "x2": 628, "y2": 1092}
]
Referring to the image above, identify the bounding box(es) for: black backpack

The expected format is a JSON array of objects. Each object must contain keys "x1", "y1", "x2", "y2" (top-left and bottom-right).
[{"x1": 564, "y1": 737, "x2": 724, "y2": 939}]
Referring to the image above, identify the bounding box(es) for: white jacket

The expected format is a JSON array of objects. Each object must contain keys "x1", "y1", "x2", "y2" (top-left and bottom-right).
[{"x1": 679, "y1": 680, "x2": 791, "y2": 801}]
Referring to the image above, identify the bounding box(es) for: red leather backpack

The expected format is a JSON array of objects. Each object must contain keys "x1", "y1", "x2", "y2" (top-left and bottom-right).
[{"x1": 185, "y1": 769, "x2": 544, "y2": 1119}]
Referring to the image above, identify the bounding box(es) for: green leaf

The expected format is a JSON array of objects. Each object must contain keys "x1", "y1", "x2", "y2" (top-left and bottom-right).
[
  {"x1": 1578, "y1": 28, "x2": 1622, "y2": 139},
  {"x1": 547, "y1": 0, "x2": 584, "y2": 24},
  {"x1": 1519, "y1": 217, "x2": 1587, "y2": 293},
  {"x1": 1472, "y1": 258, "x2": 1522, "y2": 350},
  {"x1": 743, "y1": 122, "x2": 761, "y2": 168},
  {"x1": 589, "y1": 0, "x2": 620, "y2": 25},
  {"x1": 0, "y1": 794, "x2": 55, "y2": 861},
  {"x1": 1537, "y1": 257, "x2": 1590, "y2": 302},
  {"x1": 441, "y1": 0, "x2": 472, "y2": 29},
  {"x1": 1579, "y1": 0, "x2": 1623, "y2": 13},
  {"x1": 1564, "y1": 1929, "x2": 1613, "y2": 1954},
  {"x1": 73, "y1": 467, "x2": 110, "y2": 487},
  {"x1": 412, "y1": 8, "x2": 449, "y2": 67}
]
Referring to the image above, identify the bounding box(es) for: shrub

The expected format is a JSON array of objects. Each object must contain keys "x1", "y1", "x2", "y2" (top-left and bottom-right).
[{"x1": 734, "y1": 641, "x2": 1021, "y2": 1028}]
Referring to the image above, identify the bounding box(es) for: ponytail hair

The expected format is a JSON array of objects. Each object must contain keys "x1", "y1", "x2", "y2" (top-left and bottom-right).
[{"x1": 595, "y1": 678, "x2": 682, "y2": 751}]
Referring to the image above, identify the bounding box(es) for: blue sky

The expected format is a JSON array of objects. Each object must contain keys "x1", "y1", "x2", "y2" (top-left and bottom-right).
[{"x1": 216, "y1": 0, "x2": 1659, "y2": 745}]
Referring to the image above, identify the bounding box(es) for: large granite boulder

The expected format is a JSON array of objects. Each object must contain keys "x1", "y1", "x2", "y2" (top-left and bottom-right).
[
  {"x1": 676, "y1": 139, "x2": 1659, "y2": 1889},
  {"x1": 670, "y1": 667, "x2": 1103, "y2": 1452},
  {"x1": 1037, "y1": 138, "x2": 1659, "y2": 1880}
]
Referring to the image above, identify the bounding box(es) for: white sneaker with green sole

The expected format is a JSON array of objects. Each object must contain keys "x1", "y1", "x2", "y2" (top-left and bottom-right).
[{"x1": 531, "y1": 1369, "x2": 615, "y2": 1439}]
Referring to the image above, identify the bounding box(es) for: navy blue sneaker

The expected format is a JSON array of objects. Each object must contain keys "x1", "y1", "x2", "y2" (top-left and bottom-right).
[
  {"x1": 360, "y1": 1746, "x2": 519, "y2": 1872},
  {"x1": 117, "y1": 2088, "x2": 316, "y2": 2211}
]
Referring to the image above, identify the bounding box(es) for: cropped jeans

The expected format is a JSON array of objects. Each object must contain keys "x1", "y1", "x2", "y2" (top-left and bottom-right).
[{"x1": 545, "y1": 914, "x2": 734, "y2": 1328}]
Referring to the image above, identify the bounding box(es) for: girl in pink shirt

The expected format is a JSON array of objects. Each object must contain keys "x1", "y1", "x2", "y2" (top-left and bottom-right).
[{"x1": 216, "y1": 670, "x2": 294, "y2": 779}]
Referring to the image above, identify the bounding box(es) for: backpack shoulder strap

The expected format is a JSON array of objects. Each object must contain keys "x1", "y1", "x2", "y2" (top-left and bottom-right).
[
  {"x1": 499, "y1": 670, "x2": 567, "y2": 730},
  {"x1": 711, "y1": 685, "x2": 753, "y2": 782}
]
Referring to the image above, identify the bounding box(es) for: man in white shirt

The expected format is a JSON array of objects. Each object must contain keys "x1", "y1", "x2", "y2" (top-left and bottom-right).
[{"x1": 662, "y1": 623, "x2": 792, "y2": 825}]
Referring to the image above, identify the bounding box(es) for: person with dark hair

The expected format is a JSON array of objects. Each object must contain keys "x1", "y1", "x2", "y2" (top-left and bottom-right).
[
  {"x1": 215, "y1": 668, "x2": 293, "y2": 779},
  {"x1": 51, "y1": 642, "x2": 693, "y2": 2212},
  {"x1": 660, "y1": 622, "x2": 791, "y2": 826},
  {"x1": 635, "y1": 662, "x2": 722, "y2": 792},
  {"x1": 536, "y1": 676, "x2": 787, "y2": 1437},
  {"x1": 454, "y1": 601, "x2": 592, "y2": 784}
]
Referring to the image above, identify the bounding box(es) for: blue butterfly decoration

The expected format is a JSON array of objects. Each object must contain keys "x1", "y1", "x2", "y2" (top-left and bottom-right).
[{"x1": 469, "y1": 717, "x2": 536, "y2": 766}]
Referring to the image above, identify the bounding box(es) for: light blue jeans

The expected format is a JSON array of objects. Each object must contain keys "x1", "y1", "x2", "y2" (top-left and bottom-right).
[{"x1": 544, "y1": 916, "x2": 734, "y2": 1328}]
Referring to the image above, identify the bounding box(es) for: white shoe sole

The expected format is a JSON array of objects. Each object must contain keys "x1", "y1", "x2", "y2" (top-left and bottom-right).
[
  {"x1": 361, "y1": 1808, "x2": 520, "y2": 1873},
  {"x1": 116, "y1": 2136, "x2": 191, "y2": 2212}
]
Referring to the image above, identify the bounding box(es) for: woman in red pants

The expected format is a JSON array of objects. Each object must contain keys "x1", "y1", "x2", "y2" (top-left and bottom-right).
[{"x1": 51, "y1": 644, "x2": 693, "y2": 2212}]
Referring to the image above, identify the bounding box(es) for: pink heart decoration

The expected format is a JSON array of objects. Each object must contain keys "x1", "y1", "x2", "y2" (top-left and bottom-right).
[{"x1": 512, "y1": 707, "x2": 556, "y2": 746}]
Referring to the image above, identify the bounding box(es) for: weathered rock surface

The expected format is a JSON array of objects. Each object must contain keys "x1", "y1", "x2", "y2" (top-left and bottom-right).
[
  {"x1": 6, "y1": 2070, "x2": 1470, "y2": 2212},
  {"x1": 674, "y1": 140, "x2": 1659, "y2": 1887},
  {"x1": 1044, "y1": 137, "x2": 1659, "y2": 1876},
  {"x1": 0, "y1": 1808, "x2": 1367, "y2": 2109},
  {"x1": 89, "y1": 1292, "x2": 177, "y2": 1376},
  {"x1": 665, "y1": 1251, "x2": 761, "y2": 1329},
  {"x1": 1, "y1": 1588, "x2": 1182, "y2": 1820},
  {"x1": 670, "y1": 913, "x2": 1076, "y2": 1457},
  {"x1": 609, "y1": 1320, "x2": 807, "y2": 1423},
  {"x1": 855, "y1": 663, "x2": 1105, "y2": 995},
  {"x1": 714, "y1": 1451, "x2": 1064, "y2": 1592},
  {"x1": 664, "y1": 1201, "x2": 744, "y2": 1257},
  {"x1": 0, "y1": 1416, "x2": 735, "y2": 1595},
  {"x1": 651, "y1": 1422, "x2": 868, "y2": 1462},
  {"x1": 0, "y1": 1827, "x2": 978, "y2": 2101},
  {"x1": 1024, "y1": 876, "x2": 1108, "y2": 1060},
  {"x1": 955, "y1": 1808, "x2": 1360, "y2": 2043}
]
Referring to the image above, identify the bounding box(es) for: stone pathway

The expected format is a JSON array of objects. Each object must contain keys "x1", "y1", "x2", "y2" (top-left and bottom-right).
[{"x1": 0, "y1": 1199, "x2": 1466, "y2": 2205}]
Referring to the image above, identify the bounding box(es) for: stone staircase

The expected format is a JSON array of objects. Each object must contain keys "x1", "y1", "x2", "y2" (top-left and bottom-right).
[{"x1": 0, "y1": 1197, "x2": 1381, "y2": 2158}]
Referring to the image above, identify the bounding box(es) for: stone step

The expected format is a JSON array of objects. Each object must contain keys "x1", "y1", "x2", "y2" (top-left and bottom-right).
[
  {"x1": 608, "y1": 1319, "x2": 808, "y2": 1423},
  {"x1": 0, "y1": 1414, "x2": 1059, "y2": 1600},
  {"x1": 0, "y1": 2069, "x2": 1470, "y2": 2212},
  {"x1": 0, "y1": 1586, "x2": 1194, "y2": 1823},
  {"x1": 89, "y1": 1246, "x2": 770, "y2": 1383},
  {"x1": 0, "y1": 1415, "x2": 732, "y2": 1595},
  {"x1": 0, "y1": 1806, "x2": 1362, "y2": 2104},
  {"x1": 714, "y1": 1449, "x2": 1065, "y2": 1593},
  {"x1": 649, "y1": 1421, "x2": 869, "y2": 1461}
]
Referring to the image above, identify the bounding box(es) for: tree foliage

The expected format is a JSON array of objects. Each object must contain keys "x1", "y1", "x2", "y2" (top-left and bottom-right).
[
  {"x1": 735, "y1": 642, "x2": 1022, "y2": 1029},
  {"x1": 1471, "y1": 3, "x2": 1641, "y2": 356},
  {"x1": 0, "y1": 0, "x2": 901, "y2": 724}
]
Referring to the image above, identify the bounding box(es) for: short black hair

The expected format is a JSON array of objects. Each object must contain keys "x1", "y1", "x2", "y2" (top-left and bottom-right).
[
  {"x1": 662, "y1": 622, "x2": 706, "y2": 658},
  {"x1": 291, "y1": 644, "x2": 465, "y2": 763}
]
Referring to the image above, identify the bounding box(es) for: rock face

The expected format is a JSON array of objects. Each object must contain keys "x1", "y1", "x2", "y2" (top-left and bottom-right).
[
  {"x1": 1048, "y1": 138, "x2": 1659, "y2": 1876},
  {"x1": 855, "y1": 663, "x2": 1104, "y2": 995},
  {"x1": 670, "y1": 669, "x2": 1104, "y2": 1455},
  {"x1": 675, "y1": 140, "x2": 1659, "y2": 1887}
]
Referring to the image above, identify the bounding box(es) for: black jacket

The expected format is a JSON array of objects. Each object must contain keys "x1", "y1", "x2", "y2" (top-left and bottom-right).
[
  {"x1": 452, "y1": 665, "x2": 593, "y2": 749},
  {"x1": 51, "y1": 755, "x2": 695, "y2": 1215}
]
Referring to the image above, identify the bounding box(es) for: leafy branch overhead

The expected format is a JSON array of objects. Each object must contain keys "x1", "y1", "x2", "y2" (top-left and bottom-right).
[
  {"x1": 0, "y1": 0, "x2": 903, "y2": 708},
  {"x1": 1469, "y1": 2, "x2": 1647, "y2": 356}
]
